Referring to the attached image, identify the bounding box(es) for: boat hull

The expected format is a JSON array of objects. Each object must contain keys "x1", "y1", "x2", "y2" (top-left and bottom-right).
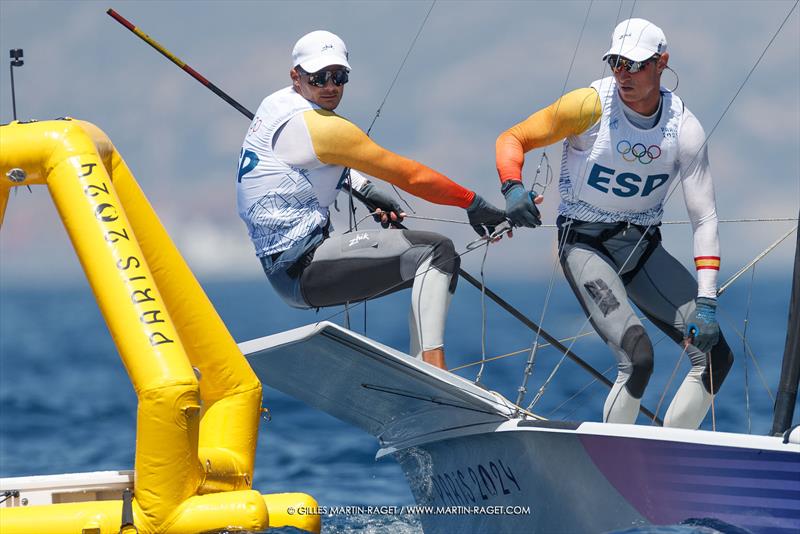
[
  {"x1": 244, "y1": 321, "x2": 800, "y2": 533},
  {"x1": 390, "y1": 421, "x2": 800, "y2": 534}
]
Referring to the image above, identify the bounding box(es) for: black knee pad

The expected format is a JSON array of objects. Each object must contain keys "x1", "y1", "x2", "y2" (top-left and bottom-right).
[
  {"x1": 703, "y1": 334, "x2": 734, "y2": 394},
  {"x1": 403, "y1": 230, "x2": 460, "y2": 292},
  {"x1": 621, "y1": 325, "x2": 654, "y2": 399}
]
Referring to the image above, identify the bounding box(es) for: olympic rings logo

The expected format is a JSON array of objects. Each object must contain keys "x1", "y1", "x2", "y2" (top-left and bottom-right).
[{"x1": 616, "y1": 140, "x2": 661, "y2": 164}]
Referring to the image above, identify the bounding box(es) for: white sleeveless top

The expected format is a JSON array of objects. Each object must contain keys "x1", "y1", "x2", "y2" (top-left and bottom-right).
[
  {"x1": 237, "y1": 87, "x2": 348, "y2": 257},
  {"x1": 558, "y1": 76, "x2": 685, "y2": 225}
]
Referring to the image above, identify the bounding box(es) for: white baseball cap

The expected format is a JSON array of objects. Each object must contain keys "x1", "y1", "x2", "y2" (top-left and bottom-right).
[
  {"x1": 292, "y1": 30, "x2": 351, "y2": 73},
  {"x1": 603, "y1": 18, "x2": 667, "y2": 62}
]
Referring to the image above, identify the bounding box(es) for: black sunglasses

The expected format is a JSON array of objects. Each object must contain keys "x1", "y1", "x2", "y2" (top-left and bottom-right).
[
  {"x1": 607, "y1": 54, "x2": 659, "y2": 74},
  {"x1": 298, "y1": 67, "x2": 349, "y2": 87}
]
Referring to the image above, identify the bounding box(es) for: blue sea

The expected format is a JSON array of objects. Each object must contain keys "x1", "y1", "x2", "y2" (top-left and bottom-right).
[{"x1": 1, "y1": 272, "x2": 796, "y2": 533}]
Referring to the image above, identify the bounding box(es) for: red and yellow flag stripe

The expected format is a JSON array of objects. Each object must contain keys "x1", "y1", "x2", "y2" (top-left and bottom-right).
[{"x1": 695, "y1": 256, "x2": 721, "y2": 271}]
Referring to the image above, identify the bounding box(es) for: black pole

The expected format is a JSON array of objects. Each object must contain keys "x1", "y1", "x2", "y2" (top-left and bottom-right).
[
  {"x1": 9, "y1": 49, "x2": 23, "y2": 121},
  {"x1": 9, "y1": 63, "x2": 16, "y2": 120},
  {"x1": 108, "y1": 9, "x2": 663, "y2": 424},
  {"x1": 771, "y1": 212, "x2": 800, "y2": 436}
]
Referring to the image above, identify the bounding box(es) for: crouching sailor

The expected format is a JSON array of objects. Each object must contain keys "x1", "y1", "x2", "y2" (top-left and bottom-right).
[
  {"x1": 237, "y1": 30, "x2": 506, "y2": 370},
  {"x1": 494, "y1": 19, "x2": 733, "y2": 428}
]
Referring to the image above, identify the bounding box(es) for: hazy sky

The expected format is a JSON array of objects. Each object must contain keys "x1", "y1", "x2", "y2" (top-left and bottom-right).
[{"x1": 1, "y1": 0, "x2": 798, "y2": 286}]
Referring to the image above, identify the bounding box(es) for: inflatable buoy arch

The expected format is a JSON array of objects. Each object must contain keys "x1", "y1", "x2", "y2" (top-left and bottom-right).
[{"x1": 0, "y1": 119, "x2": 319, "y2": 534}]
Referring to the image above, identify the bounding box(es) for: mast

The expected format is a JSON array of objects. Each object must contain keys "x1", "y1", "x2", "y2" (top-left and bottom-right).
[{"x1": 771, "y1": 209, "x2": 800, "y2": 436}]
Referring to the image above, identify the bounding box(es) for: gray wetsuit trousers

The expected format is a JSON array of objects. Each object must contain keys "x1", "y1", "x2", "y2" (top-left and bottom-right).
[
  {"x1": 558, "y1": 219, "x2": 733, "y2": 428},
  {"x1": 263, "y1": 228, "x2": 459, "y2": 357}
]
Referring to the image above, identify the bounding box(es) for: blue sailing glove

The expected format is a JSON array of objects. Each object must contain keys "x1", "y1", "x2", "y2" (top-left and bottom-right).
[
  {"x1": 502, "y1": 180, "x2": 541, "y2": 228},
  {"x1": 686, "y1": 297, "x2": 719, "y2": 352},
  {"x1": 359, "y1": 182, "x2": 405, "y2": 228},
  {"x1": 466, "y1": 194, "x2": 507, "y2": 237}
]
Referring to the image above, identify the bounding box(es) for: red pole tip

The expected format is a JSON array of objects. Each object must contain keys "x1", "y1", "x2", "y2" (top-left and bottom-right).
[{"x1": 106, "y1": 8, "x2": 136, "y2": 31}]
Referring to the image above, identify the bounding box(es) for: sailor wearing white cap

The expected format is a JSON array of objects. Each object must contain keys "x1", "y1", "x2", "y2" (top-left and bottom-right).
[
  {"x1": 495, "y1": 18, "x2": 733, "y2": 429},
  {"x1": 237, "y1": 31, "x2": 506, "y2": 370},
  {"x1": 603, "y1": 17, "x2": 667, "y2": 62},
  {"x1": 292, "y1": 30, "x2": 351, "y2": 73}
]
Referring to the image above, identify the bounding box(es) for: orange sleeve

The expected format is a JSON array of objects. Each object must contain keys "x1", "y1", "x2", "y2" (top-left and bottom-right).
[
  {"x1": 496, "y1": 87, "x2": 601, "y2": 183},
  {"x1": 303, "y1": 110, "x2": 474, "y2": 209}
]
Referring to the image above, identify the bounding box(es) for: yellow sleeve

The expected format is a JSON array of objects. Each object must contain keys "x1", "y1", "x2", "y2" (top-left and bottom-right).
[
  {"x1": 302, "y1": 110, "x2": 474, "y2": 209},
  {"x1": 496, "y1": 87, "x2": 601, "y2": 182}
]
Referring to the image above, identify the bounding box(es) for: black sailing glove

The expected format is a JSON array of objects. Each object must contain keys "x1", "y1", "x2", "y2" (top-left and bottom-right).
[
  {"x1": 502, "y1": 180, "x2": 541, "y2": 228},
  {"x1": 359, "y1": 182, "x2": 405, "y2": 228},
  {"x1": 466, "y1": 194, "x2": 507, "y2": 237}
]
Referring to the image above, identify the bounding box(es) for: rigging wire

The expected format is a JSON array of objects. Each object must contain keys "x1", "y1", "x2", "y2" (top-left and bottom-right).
[
  {"x1": 346, "y1": 213, "x2": 798, "y2": 231},
  {"x1": 664, "y1": 0, "x2": 800, "y2": 212},
  {"x1": 718, "y1": 225, "x2": 797, "y2": 295},
  {"x1": 453, "y1": 312, "x2": 659, "y2": 373},
  {"x1": 709, "y1": 350, "x2": 717, "y2": 431},
  {"x1": 365, "y1": 0, "x2": 438, "y2": 213},
  {"x1": 718, "y1": 308, "x2": 776, "y2": 403},
  {"x1": 529, "y1": 152, "x2": 555, "y2": 198},
  {"x1": 554, "y1": 333, "x2": 669, "y2": 420},
  {"x1": 742, "y1": 266, "x2": 756, "y2": 434},
  {"x1": 343, "y1": 0, "x2": 438, "y2": 331},
  {"x1": 450, "y1": 329, "x2": 598, "y2": 372},
  {"x1": 559, "y1": 373, "x2": 614, "y2": 421},
  {"x1": 366, "y1": 1, "x2": 436, "y2": 137},
  {"x1": 652, "y1": 343, "x2": 690, "y2": 425},
  {"x1": 549, "y1": 365, "x2": 614, "y2": 418},
  {"x1": 661, "y1": 217, "x2": 797, "y2": 225}
]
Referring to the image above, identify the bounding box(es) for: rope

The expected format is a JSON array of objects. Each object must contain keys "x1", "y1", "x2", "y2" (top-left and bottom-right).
[{"x1": 474, "y1": 242, "x2": 491, "y2": 384}]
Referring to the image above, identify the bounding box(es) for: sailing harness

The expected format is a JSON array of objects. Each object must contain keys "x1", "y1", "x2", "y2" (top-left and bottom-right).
[
  {"x1": 265, "y1": 221, "x2": 330, "y2": 280},
  {"x1": 557, "y1": 216, "x2": 663, "y2": 285}
]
